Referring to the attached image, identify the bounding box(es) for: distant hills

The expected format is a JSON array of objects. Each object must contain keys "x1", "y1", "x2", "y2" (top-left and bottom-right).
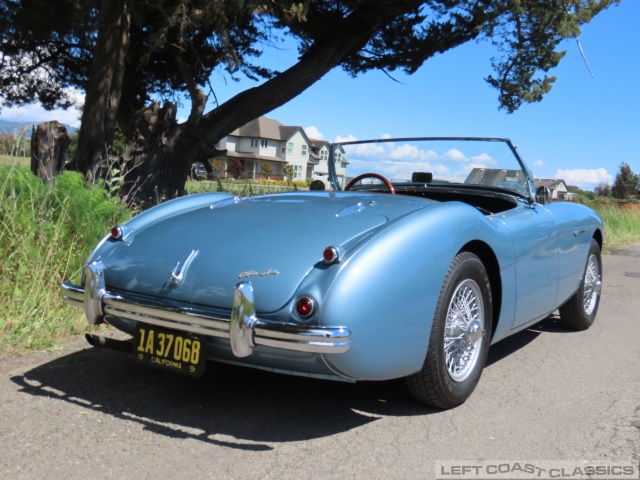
[{"x1": 0, "y1": 119, "x2": 78, "y2": 137}]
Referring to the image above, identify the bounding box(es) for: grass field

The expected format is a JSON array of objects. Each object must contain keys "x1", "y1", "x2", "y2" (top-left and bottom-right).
[
  {"x1": 0, "y1": 154, "x2": 30, "y2": 166},
  {"x1": 0, "y1": 164, "x2": 130, "y2": 351},
  {"x1": 1, "y1": 163, "x2": 639, "y2": 352},
  {"x1": 590, "y1": 201, "x2": 640, "y2": 249}
]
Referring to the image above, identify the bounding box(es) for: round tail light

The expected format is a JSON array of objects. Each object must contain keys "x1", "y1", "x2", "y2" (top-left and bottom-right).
[
  {"x1": 111, "y1": 225, "x2": 123, "y2": 239},
  {"x1": 323, "y1": 246, "x2": 340, "y2": 264},
  {"x1": 295, "y1": 296, "x2": 316, "y2": 319}
]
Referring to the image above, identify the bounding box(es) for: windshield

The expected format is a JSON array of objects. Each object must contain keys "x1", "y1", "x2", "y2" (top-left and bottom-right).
[{"x1": 330, "y1": 137, "x2": 534, "y2": 200}]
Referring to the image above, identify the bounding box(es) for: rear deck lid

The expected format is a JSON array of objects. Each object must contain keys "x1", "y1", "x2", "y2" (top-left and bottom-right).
[{"x1": 102, "y1": 193, "x2": 428, "y2": 312}]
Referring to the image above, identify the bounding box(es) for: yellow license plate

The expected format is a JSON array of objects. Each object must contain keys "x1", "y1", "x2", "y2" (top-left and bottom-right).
[{"x1": 133, "y1": 324, "x2": 204, "y2": 377}]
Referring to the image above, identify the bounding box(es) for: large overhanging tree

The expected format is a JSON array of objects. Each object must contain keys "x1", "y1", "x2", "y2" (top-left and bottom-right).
[{"x1": 0, "y1": 0, "x2": 620, "y2": 202}]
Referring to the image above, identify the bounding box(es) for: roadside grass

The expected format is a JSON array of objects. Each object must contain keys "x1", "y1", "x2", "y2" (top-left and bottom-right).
[
  {"x1": 590, "y1": 201, "x2": 640, "y2": 249},
  {"x1": 0, "y1": 154, "x2": 30, "y2": 166},
  {"x1": 1, "y1": 167, "x2": 639, "y2": 353},
  {"x1": 186, "y1": 179, "x2": 306, "y2": 196},
  {"x1": 0, "y1": 164, "x2": 130, "y2": 351}
]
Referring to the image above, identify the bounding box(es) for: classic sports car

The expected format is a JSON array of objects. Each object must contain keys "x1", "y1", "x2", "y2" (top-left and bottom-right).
[{"x1": 61, "y1": 137, "x2": 603, "y2": 409}]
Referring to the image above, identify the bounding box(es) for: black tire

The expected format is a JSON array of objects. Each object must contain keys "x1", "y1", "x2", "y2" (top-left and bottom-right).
[
  {"x1": 406, "y1": 252, "x2": 492, "y2": 409},
  {"x1": 559, "y1": 239, "x2": 602, "y2": 331}
]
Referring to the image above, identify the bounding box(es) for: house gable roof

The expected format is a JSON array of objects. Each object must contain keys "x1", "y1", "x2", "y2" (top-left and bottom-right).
[
  {"x1": 535, "y1": 178, "x2": 567, "y2": 190},
  {"x1": 230, "y1": 116, "x2": 309, "y2": 143}
]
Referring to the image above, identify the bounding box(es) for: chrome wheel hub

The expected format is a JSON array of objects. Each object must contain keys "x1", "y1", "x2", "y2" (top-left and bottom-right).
[
  {"x1": 583, "y1": 253, "x2": 601, "y2": 316},
  {"x1": 444, "y1": 279, "x2": 485, "y2": 382}
]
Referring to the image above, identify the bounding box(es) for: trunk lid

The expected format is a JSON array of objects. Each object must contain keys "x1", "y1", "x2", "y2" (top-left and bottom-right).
[{"x1": 102, "y1": 192, "x2": 430, "y2": 312}]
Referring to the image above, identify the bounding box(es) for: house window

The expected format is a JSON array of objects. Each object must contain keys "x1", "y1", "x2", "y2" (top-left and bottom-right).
[
  {"x1": 287, "y1": 143, "x2": 293, "y2": 154},
  {"x1": 294, "y1": 165, "x2": 302, "y2": 179},
  {"x1": 335, "y1": 151, "x2": 342, "y2": 162},
  {"x1": 320, "y1": 150, "x2": 328, "y2": 161},
  {"x1": 251, "y1": 138, "x2": 268, "y2": 148},
  {"x1": 301, "y1": 145, "x2": 308, "y2": 156}
]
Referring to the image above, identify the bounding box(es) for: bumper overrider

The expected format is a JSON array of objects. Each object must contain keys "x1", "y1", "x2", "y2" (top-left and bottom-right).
[{"x1": 60, "y1": 261, "x2": 351, "y2": 358}]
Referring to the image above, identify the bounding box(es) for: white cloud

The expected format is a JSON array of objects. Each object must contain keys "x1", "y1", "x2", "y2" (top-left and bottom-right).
[
  {"x1": 533, "y1": 160, "x2": 544, "y2": 168},
  {"x1": 304, "y1": 125, "x2": 323, "y2": 140},
  {"x1": 556, "y1": 168, "x2": 612, "y2": 188},
  {"x1": 335, "y1": 134, "x2": 358, "y2": 143},
  {"x1": 0, "y1": 88, "x2": 84, "y2": 128},
  {"x1": 344, "y1": 141, "x2": 387, "y2": 159}
]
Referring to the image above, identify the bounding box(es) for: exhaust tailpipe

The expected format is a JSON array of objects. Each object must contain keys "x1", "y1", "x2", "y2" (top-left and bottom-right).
[{"x1": 85, "y1": 333, "x2": 132, "y2": 353}]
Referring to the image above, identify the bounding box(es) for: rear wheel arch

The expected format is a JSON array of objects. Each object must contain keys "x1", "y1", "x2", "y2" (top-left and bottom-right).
[
  {"x1": 559, "y1": 238, "x2": 602, "y2": 331},
  {"x1": 592, "y1": 229, "x2": 603, "y2": 250},
  {"x1": 460, "y1": 241, "x2": 502, "y2": 341},
  {"x1": 405, "y1": 250, "x2": 493, "y2": 408}
]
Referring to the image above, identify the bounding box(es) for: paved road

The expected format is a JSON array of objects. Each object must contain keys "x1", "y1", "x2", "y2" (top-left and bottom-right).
[{"x1": 1, "y1": 248, "x2": 639, "y2": 480}]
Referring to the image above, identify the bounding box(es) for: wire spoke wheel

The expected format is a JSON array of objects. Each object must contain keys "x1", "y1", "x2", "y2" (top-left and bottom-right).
[
  {"x1": 405, "y1": 252, "x2": 492, "y2": 409},
  {"x1": 444, "y1": 279, "x2": 485, "y2": 382},
  {"x1": 582, "y1": 253, "x2": 601, "y2": 316},
  {"x1": 559, "y1": 239, "x2": 602, "y2": 331}
]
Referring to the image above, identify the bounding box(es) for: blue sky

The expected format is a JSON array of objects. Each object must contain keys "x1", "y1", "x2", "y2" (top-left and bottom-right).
[{"x1": 1, "y1": 1, "x2": 636, "y2": 190}]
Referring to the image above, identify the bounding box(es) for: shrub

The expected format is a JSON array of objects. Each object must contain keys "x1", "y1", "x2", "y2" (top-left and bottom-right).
[{"x1": 0, "y1": 165, "x2": 131, "y2": 350}]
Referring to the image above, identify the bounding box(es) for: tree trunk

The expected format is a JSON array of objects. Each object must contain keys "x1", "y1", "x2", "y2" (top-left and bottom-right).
[
  {"x1": 75, "y1": 0, "x2": 131, "y2": 177},
  {"x1": 122, "y1": 102, "x2": 195, "y2": 204},
  {"x1": 120, "y1": 0, "x2": 488, "y2": 205},
  {"x1": 123, "y1": 5, "x2": 384, "y2": 204},
  {"x1": 30, "y1": 121, "x2": 72, "y2": 180}
]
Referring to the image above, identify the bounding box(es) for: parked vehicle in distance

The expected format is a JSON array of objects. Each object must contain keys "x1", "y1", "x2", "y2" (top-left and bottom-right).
[
  {"x1": 191, "y1": 162, "x2": 207, "y2": 180},
  {"x1": 61, "y1": 137, "x2": 603, "y2": 409}
]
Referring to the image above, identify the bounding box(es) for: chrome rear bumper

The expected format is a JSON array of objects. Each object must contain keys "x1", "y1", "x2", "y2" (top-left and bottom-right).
[{"x1": 61, "y1": 261, "x2": 350, "y2": 358}]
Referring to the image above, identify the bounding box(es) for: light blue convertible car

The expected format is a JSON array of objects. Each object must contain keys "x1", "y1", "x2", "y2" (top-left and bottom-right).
[{"x1": 61, "y1": 137, "x2": 603, "y2": 409}]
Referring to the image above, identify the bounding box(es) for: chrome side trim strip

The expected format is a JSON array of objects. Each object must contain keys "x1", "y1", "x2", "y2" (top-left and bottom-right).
[{"x1": 60, "y1": 277, "x2": 351, "y2": 356}]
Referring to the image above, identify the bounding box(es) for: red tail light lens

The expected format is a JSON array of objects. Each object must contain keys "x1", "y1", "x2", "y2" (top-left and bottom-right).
[
  {"x1": 295, "y1": 296, "x2": 316, "y2": 319},
  {"x1": 111, "y1": 226, "x2": 123, "y2": 239},
  {"x1": 323, "y1": 246, "x2": 339, "y2": 264}
]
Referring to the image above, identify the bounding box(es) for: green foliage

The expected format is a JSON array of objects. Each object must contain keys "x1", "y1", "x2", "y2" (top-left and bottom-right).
[
  {"x1": 112, "y1": 125, "x2": 127, "y2": 157},
  {"x1": 283, "y1": 164, "x2": 294, "y2": 183},
  {"x1": 212, "y1": 159, "x2": 226, "y2": 177},
  {"x1": 66, "y1": 132, "x2": 79, "y2": 164},
  {"x1": 567, "y1": 184, "x2": 595, "y2": 200},
  {"x1": 0, "y1": 129, "x2": 31, "y2": 157},
  {"x1": 0, "y1": 164, "x2": 131, "y2": 350},
  {"x1": 595, "y1": 182, "x2": 612, "y2": 198},
  {"x1": 485, "y1": 0, "x2": 620, "y2": 112},
  {"x1": 260, "y1": 162, "x2": 273, "y2": 180},
  {"x1": 185, "y1": 179, "x2": 306, "y2": 196},
  {"x1": 0, "y1": 0, "x2": 621, "y2": 117},
  {"x1": 590, "y1": 200, "x2": 640, "y2": 248},
  {"x1": 611, "y1": 162, "x2": 638, "y2": 199},
  {"x1": 1, "y1": 0, "x2": 620, "y2": 206},
  {"x1": 0, "y1": 154, "x2": 30, "y2": 166}
]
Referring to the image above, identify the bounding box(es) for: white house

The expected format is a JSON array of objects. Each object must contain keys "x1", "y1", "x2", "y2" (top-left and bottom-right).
[
  {"x1": 213, "y1": 116, "x2": 348, "y2": 188},
  {"x1": 308, "y1": 139, "x2": 348, "y2": 189},
  {"x1": 534, "y1": 178, "x2": 572, "y2": 200}
]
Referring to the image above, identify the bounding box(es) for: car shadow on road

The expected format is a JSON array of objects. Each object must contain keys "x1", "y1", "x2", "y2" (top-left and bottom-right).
[
  {"x1": 486, "y1": 313, "x2": 581, "y2": 367},
  {"x1": 10, "y1": 316, "x2": 577, "y2": 449},
  {"x1": 10, "y1": 344, "x2": 430, "y2": 450}
]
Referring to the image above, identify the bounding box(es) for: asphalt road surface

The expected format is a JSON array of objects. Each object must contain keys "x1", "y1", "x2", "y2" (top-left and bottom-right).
[{"x1": 1, "y1": 247, "x2": 639, "y2": 480}]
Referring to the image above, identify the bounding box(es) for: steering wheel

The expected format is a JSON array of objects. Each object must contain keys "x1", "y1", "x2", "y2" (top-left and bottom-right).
[{"x1": 344, "y1": 173, "x2": 395, "y2": 194}]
